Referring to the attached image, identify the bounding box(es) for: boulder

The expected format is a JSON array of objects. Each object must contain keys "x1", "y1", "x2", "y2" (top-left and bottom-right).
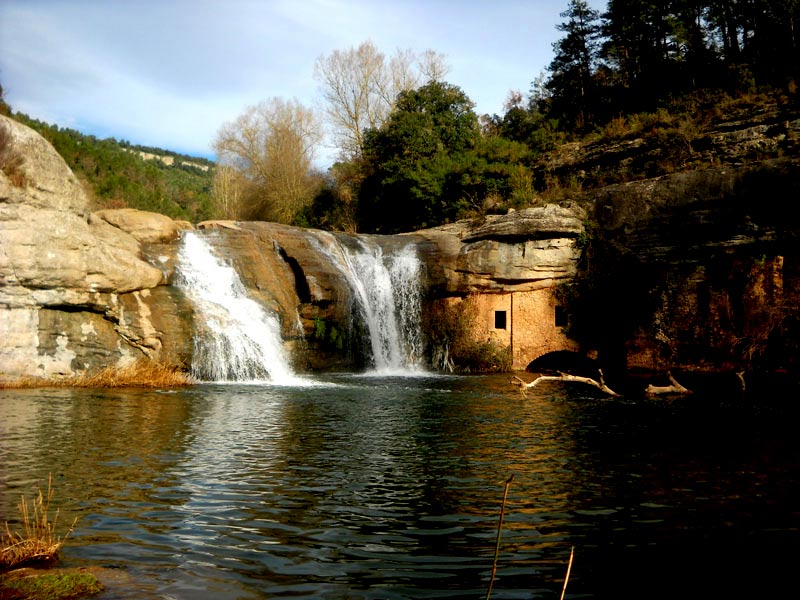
[
  {"x1": 0, "y1": 114, "x2": 89, "y2": 214},
  {"x1": 91, "y1": 208, "x2": 182, "y2": 243}
]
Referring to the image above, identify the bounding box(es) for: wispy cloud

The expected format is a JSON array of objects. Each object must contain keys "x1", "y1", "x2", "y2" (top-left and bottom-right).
[{"x1": 0, "y1": 0, "x2": 607, "y2": 161}]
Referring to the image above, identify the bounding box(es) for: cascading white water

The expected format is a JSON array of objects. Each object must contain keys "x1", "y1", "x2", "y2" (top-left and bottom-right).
[
  {"x1": 175, "y1": 231, "x2": 300, "y2": 384},
  {"x1": 317, "y1": 234, "x2": 425, "y2": 374}
]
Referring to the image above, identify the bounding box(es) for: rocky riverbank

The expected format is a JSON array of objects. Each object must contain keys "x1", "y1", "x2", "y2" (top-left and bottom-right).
[{"x1": 2, "y1": 109, "x2": 798, "y2": 384}]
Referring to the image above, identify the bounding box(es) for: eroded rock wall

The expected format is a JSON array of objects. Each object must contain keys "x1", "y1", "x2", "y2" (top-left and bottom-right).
[
  {"x1": 576, "y1": 159, "x2": 800, "y2": 377},
  {"x1": 0, "y1": 115, "x2": 192, "y2": 379}
]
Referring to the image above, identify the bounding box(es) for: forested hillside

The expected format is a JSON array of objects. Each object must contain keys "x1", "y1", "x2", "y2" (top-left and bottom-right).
[
  {"x1": 297, "y1": 0, "x2": 800, "y2": 233},
  {"x1": 13, "y1": 113, "x2": 215, "y2": 222},
  {"x1": 4, "y1": 0, "x2": 799, "y2": 231}
]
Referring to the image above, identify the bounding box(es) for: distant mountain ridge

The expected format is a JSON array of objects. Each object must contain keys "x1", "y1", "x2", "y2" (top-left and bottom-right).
[{"x1": 122, "y1": 147, "x2": 211, "y2": 172}]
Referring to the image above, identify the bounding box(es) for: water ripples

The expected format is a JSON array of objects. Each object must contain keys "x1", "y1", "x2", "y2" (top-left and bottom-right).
[{"x1": 2, "y1": 376, "x2": 799, "y2": 598}]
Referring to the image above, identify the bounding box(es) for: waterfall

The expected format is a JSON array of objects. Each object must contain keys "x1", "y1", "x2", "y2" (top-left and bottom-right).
[
  {"x1": 317, "y1": 234, "x2": 425, "y2": 374},
  {"x1": 175, "y1": 231, "x2": 301, "y2": 384}
]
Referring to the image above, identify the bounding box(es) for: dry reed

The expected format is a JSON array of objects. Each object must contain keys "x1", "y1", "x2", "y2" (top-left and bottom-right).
[
  {"x1": 0, "y1": 360, "x2": 194, "y2": 389},
  {"x1": 486, "y1": 474, "x2": 514, "y2": 600},
  {"x1": 559, "y1": 546, "x2": 575, "y2": 600},
  {"x1": 1, "y1": 475, "x2": 76, "y2": 570}
]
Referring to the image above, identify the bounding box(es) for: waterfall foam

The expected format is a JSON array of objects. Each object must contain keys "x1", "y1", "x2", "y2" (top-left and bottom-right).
[
  {"x1": 175, "y1": 231, "x2": 302, "y2": 384},
  {"x1": 317, "y1": 234, "x2": 425, "y2": 375}
]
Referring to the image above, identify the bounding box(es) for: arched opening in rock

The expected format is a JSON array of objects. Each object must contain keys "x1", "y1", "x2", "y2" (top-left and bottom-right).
[{"x1": 526, "y1": 350, "x2": 601, "y2": 378}]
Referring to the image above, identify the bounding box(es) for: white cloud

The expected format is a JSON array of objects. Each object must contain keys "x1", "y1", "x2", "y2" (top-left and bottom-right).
[{"x1": 0, "y1": 0, "x2": 607, "y2": 162}]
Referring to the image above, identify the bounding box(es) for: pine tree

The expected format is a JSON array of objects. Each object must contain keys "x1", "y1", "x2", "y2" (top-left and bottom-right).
[{"x1": 546, "y1": 0, "x2": 602, "y2": 130}]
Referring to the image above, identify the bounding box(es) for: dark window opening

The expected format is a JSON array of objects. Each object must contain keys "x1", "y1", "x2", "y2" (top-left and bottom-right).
[
  {"x1": 555, "y1": 305, "x2": 568, "y2": 328},
  {"x1": 494, "y1": 310, "x2": 507, "y2": 330}
]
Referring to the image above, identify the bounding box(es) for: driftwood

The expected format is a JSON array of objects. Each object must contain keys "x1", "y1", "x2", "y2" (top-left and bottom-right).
[
  {"x1": 736, "y1": 370, "x2": 746, "y2": 393},
  {"x1": 644, "y1": 371, "x2": 692, "y2": 396},
  {"x1": 512, "y1": 370, "x2": 621, "y2": 397}
]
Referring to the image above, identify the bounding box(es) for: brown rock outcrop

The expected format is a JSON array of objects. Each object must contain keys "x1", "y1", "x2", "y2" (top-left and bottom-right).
[
  {"x1": 412, "y1": 205, "x2": 585, "y2": 294},
  {"x1": 91, "y1": 208, "x2": 183, "y2": 243},
  {"x1": 0, "y1": 116, "x2": 190, "y2": 378},
  {"x1": 462, "y1": 204, "x2": 585, "y2": 242}
]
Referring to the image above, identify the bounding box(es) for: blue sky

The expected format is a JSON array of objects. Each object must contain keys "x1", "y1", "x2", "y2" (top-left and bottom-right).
[{"x1": 0, "y1": 0, "x2": 607, "y2": 165}]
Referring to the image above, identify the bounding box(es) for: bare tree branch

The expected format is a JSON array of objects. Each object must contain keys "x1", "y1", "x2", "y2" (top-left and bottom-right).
[{"x1": 512, "y1": 370, "x2": 621, "y2": 396}]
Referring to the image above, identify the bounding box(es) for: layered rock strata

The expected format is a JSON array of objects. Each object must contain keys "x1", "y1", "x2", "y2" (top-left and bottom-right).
[{"x1": 0, "y1": 115, "x2": 192, "y2": 378}]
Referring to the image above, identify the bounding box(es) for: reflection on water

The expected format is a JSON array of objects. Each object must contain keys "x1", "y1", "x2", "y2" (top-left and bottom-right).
[{"x1": 1, "y1": 375, "x2": 799, "y2": 599}]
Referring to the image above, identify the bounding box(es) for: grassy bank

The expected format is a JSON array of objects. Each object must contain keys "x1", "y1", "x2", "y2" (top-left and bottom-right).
[
  {"x1": 0, "y1": 570, "x2": 103, "y2": 600},
  {"x1": 0, "y1": 361, "x2": 194, "y2": 389}
]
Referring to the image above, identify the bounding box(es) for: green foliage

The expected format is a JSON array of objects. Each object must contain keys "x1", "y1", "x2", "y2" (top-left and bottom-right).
[
  {"x1": 13, "y1": 113, "x2": 214, "y2": 222},
  {"x1": 0, "y1": 571, "x2": 103, "y2": 600},
  {"x1": 358, "y1": 81, "x2": 482, "y2": 233},
  {"x1": 490, "y1": 105, "x2": 564, "y2": 155},
  {"x1": 357, "y1": 81, "x2": 546, "y2": 232},
  {"x1": 312, "y1": 318, "x2": 346, "y2": 352},
  {"x1": 546, "y1": 0, "x2": 602, "y2": 130}
]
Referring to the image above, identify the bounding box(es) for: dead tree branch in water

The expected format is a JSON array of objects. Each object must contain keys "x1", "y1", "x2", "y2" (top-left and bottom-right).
[
  {"x1": 644, "y1": 371, "x2": 692, "y2": 396},
  {"x1": 511, "y1": 370, "x2": 621, "y2": 397}
]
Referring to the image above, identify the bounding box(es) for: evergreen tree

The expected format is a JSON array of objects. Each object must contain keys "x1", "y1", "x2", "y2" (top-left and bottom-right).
[
  {"x1": 546, "y1": 0, "x2": 602, "y2": 130},
  {"x1": 601, "y1": 0, "x2": 676, "y2": 110}
]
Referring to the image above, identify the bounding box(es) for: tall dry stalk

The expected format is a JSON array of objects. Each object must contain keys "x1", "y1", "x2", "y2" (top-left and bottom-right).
[
  {"x1": 1, "y1": 475, "x2": 76, "y2": 569},
  {"x1": 486, "y1": 474, "x2": 514, "y2": 600},
  {"x1": 560, "y1": 546, "x2": 575, "y2": 600}
]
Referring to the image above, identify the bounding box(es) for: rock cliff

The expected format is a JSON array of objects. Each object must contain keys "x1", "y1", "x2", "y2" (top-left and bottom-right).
[
  {"x1": 3, "y1": 106, "x2": 798, "y2": 384},
  {"x1": 572, "y1": 157, "x2": 800, "y2": 379},
  {"x1": 0, "y1": 114, "x2": 584, "y2": 379},
  {"x1": 0, "y1": 115, "x2": 192, "y2": 378}
]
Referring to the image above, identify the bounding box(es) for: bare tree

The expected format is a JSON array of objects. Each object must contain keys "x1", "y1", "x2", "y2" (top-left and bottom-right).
[
  {"x1": 314, "y1": 41, "x2": 449, "y2": 159},
  {"x1": 213, "y1": 98, "x2": 322, "y2": 223},
  {"x1": 210, "y1": 164, "x2": 244, "y2": 220},
  {"x1": 417, "y1": 49, "x2": 449, "y2": 83}
]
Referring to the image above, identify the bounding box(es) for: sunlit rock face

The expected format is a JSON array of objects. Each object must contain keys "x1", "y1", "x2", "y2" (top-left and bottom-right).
[
  {"x1": 3, "y1": 109, "x2": 798, "y2": 381},
  {"x1": 91, "y1": 207, "x2": 186, "y2": 244},
  {"x1": 0, "y1": 115, "x2": 191, "y2": 378},
  {"x1": 410, "y1": 204, "x2": 585, "y2": 295}
]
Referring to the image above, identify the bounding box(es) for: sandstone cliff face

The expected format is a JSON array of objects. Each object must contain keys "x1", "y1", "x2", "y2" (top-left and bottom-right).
[
  {"x1": 575, "y1": 157, "x2": 800, "y2": 377},
  {"x1": 5, "y1": 106, "x2": 795, "y2": 382},
  {"x1": 0, "y1": 115, "x2": 192, "y2": 378},
  {"x1": 412, "y1": 204, "x2": 584, "y2": 295}
]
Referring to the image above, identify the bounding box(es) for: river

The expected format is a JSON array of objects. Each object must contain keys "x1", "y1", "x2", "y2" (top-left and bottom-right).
[{"x1": 1, "y1": 374, "x2": 798, "y2": 599}]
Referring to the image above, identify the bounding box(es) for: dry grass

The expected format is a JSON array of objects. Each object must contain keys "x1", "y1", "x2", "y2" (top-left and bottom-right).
[
  {"x1": 0, "y1": 360, "x2": 194, "y2": 389},
  {"x1": 0, "y1": 121, "x2": 28, "y2": 188},
  {"x1": 1, "y1": 476, "x2": 76, "y2": 570}
]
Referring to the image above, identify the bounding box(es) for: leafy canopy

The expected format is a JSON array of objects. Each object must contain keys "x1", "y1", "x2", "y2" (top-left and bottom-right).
[{"x1": 358, "y1": 81, "x2": 481, "y2": 233}]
